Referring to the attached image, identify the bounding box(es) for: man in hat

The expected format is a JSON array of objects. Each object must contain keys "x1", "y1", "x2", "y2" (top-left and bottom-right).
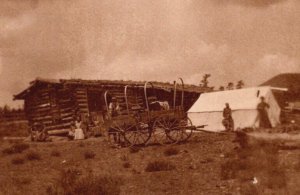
[
  {"x1": 222, "y1": 103, "x2": 234, "y2": 131},
  {"x1": 109, "y1": 97, "x2": 120, "y2": 117},
  {"x1": 257, "y1": 96, "x2": 272, "y2": 128}
]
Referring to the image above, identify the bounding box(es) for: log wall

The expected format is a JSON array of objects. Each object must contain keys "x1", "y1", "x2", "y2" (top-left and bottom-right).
[{"x1": 25, "y1": 85, "x2": 76, "y2": 134}]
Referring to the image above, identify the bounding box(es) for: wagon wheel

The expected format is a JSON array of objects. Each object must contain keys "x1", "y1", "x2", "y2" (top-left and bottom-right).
[
  {"x1": 166, "y1": 117, "x2": 193, "y2": 143},
  {"x1": 109, "y1": 121, "x2": 134, "y2": 147},
  {"x1": 151, "y1": 117, "x2": 171, "y2": 145},
  {"x1": 124, "y1": 122, "x2": 151, "y2": 146}
]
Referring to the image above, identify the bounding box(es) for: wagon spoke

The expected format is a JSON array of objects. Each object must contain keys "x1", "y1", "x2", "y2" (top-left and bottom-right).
[
  {"x1": 127, "y1": 131, "x2": 136, "y2": 141},
  {"x1": 137, "y1": 132, "x2": 147, "y2": 144},
  {"x1": 169, "y1": 119, "x2": 177, "y2": 128},
  {"x1": 110, "y1": 126, "x2": 121, "y2": 132},
  {"x1": 157, "y1": 120, "x2": 167, "y2": 129},
  {"x1": 125, "y1": 124, "x2": 136, "y2": 132}
]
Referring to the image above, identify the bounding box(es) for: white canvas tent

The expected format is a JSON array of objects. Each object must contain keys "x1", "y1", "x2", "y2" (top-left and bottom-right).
[{"x1": 188, "y1": 87, "x2": 285, "y2": 132}]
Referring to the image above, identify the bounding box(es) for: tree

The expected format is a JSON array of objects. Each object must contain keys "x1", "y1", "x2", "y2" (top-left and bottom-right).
[
  {"x1": 219, "y1": 86, "x2": 225, "y2": 91},
  {"x1": 236, "y1": 80, "x2": 245, "y2": 89},
  {"x1": 200, "y1": 74, "x2": 211, "y2": 88},
  {"x1": 226, "y1": 82, "x2": 234, "y2": 90},
  {"x1": 3, "y1": 105, "x2": 10, "y2": 114}
]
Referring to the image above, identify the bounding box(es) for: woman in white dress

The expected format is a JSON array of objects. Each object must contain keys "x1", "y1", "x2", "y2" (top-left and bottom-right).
[{"x1": 74, "y1": 116, "x2": 85, "y2": 140}]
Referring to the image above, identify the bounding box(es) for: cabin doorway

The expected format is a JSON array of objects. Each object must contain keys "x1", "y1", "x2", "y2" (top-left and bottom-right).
[
  {"x1": 87, "y1": 90, "x2": 105, "y2": 113},
  {"x1": 86, "y1": 90, "x2": 106, "y2": 136}
]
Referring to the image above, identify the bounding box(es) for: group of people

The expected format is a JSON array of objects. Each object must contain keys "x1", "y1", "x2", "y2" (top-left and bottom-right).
[
  {"x1": 222, "y1": 96, "x2": 272, "y2": 131},
  {"x1": 68, "y1": 98, "x2": 121, "y2": 140},
  {"x1": 30, "y1": 122, "x2": 51, "y2": 142}
]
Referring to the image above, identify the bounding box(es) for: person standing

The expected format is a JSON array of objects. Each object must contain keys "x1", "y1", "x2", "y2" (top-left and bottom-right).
[
  {"x1": 74, "y1": 115, "x2": 85, "y2": 140},
  {"x1": 222, "y1": 103, "x2": 234, "y2": 131},
  {"x1": 108, "y1": 97, "x2": 120, "y2": 117},
  {"x1": 257, "y1": 97, "x2": 272, "y2": 128}
]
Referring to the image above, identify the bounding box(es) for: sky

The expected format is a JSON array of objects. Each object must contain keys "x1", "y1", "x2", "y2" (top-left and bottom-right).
[{"x1": 0, "y1": 0, "x2": 299, "y2": 107}]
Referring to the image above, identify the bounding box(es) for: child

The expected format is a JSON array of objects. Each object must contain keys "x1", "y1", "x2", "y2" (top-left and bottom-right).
[{"x1": 74, "y1": 116, "x2": 85, "y2": 140}]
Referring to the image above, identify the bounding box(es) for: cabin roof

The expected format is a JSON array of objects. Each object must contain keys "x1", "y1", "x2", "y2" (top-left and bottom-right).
[{"x1": 14, "y1": 77, "x2": 205, "y2": 100}]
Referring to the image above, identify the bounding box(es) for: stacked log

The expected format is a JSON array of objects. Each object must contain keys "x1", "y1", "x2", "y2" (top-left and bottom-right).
[
  {"x1": 46, "y1": 87, "x2": 76, "y2": 132},
  {"x1": 75, "y1": 88, "x2": 89, "y2": 114},
  {"x1": 25, "y1": 87, "x2": 52, "y2": 126},
  {"x1": 24, "y1": 86, "x2": 76, "y2": 134}
]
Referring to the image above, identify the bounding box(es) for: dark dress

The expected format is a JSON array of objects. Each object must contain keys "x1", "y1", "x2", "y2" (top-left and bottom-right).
[
  {"x1": 223, "y1": 107, "x2": 234, "y2": 130},
  {"x1": 257, "y1": 102, "x2": 272, "y2": 128}
]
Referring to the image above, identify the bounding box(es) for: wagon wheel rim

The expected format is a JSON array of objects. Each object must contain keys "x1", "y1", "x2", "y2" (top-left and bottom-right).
[
  {"x1": 166, "y1": 117, "x2": 193, "y2": 143},
  {"x1": 152, "y1": 117, "x2": 170, "y2": 145},
  {"x1": 165, "y1": 118, "x2": 182, "y2": 144},
  {"x1": 109, "y1": 121, "x2": 133, "y2": 147},
  {"x1": 179, "y1": 117, "x2": 193, "y2": 142},
  {"x1": 124, "y1": 122, "x2": 151, "y2": 146}
]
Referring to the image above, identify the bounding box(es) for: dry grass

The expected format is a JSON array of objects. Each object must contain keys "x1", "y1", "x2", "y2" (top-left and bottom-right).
[
  {"x1": 164, "y1": 147, "x2": 179, "y2": 156},
  {"x1": 1, "y1": 131, "x2": 297, "y2": 194},
  {"x1": 26, "y1": 151, "x2": 41, "y2": 161},
  {"x1": 145, "y1": 160, "x2": 176, "y2": 172},
  {"x1": 84, "y1": 151, "x2": 96, "y2": 159},
  {"x1": 2, "y1": 143, "x2": 30, "y2": 155},
  {"x1": 0, "y1": 120, "x2": 29, "y2": 138},
  {"x1": 222, "y1": 133, "x2": 288, "y2": 194}
]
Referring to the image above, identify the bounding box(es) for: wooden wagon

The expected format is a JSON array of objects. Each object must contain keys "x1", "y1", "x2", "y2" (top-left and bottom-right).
[{"x1": 104, "y1": 79, "x2": 195, "y2": 147}]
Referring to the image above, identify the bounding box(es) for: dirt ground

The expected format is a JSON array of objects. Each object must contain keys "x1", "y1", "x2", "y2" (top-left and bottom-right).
[{"x1": 1, "y1": 131, "x2": 300, "y2": 195}]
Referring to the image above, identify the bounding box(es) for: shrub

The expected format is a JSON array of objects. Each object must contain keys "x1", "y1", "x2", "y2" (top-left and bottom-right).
[
  {"x1": 46, "y1": 169, "x2": 123, "y2": 195},
  {"x1": 145, "y1": 160, "x2": 176, "y2": 172},
  {"x1": 294, "y1": 156, "x2": 300, "y2": 171},
  {"x1": 26, "y1": 151, "x2": 41, "y2": 161},
  {"x1": 201, "y1": 157, "x2": 214, "y2": 164},
  {"x1": 266, "y1": 168, "x2": 286, "y2": 189},
  {"x1": 11, "y1": 157, "x2": 25, "y2": 165},
  {"x1": 65, "y1": 175, "x2": 122, "y2": 195},
  {"x1": 2, "y1": 143, "x2": 30, "y2": 155},
  {"x1": 84, "y1": 151, "x2": 96, "y2": 159},
  {"x1": 120, "y1": 155, "x2": 129, "y2": 161},
  {"x1": 51, "y1": 150, "x2": 61, "y2": 157},
  {"x1": 129, "y1": 146, "x2": 140, "y2": 153},
  {"x1": 123, "y1": 162, "x2": 131, "y2": 168},
  {"x1": 2, "y1": 148, "x2": 15, "y2": 155},
  {"x1": 70, "y1": 175, "x2": 123, "y2": 195},
  {"x1": 13, "y1": 177, "x2": 31, "y2": 185},
  {"x1": 61, "y1": 168, "x2": 81, "y2": 187},
  {"x1": 12, "y1": 143, "x2": 30, "y2": 153},
  {"x1": 220, "y1": 159, "x2": 239, "y2": 180},
  {"x1": 78, "y1": 142, "x2": 85, "y2": 147},
  {"x1": 164, "y1": 147, "x2": 179, "y2": 156}
]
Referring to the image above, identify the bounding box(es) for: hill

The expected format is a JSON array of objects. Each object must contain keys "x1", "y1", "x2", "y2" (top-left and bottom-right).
[
  {"x1": 260, "y1": 73, "x2": 300, "y2": 89},
  {"x1": 260, "y1": 73, "x2": 300, "y2": 102}
]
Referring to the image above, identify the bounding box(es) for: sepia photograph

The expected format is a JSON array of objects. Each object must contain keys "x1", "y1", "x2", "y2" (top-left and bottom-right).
[{"x1": 0, "y1": 0, "x2": 300, "y2": 194}]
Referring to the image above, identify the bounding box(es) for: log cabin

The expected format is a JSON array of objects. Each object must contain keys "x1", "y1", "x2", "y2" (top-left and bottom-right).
[{"x1": 14, "y1": 78, "x2": 204, "y2": 135}]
